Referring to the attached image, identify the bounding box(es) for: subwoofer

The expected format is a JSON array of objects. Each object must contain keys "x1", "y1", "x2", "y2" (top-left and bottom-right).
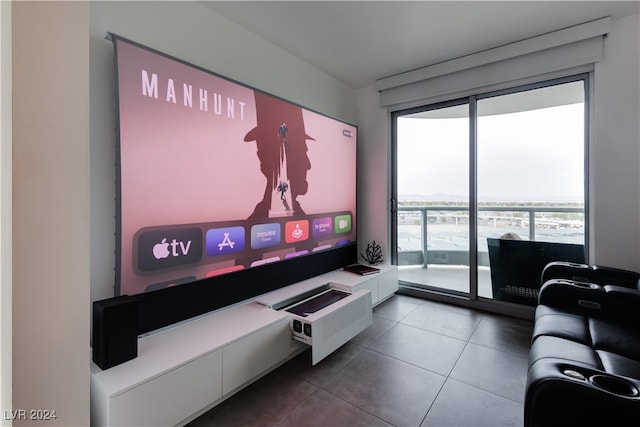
[{"x1": 92, "y1": 295, "x2": 138, "y2": 370}]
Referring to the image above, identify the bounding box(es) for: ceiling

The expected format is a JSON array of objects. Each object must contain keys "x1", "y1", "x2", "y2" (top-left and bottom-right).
[{"x1": 203, "y1": 1, "x2": 639, "y2": 89}]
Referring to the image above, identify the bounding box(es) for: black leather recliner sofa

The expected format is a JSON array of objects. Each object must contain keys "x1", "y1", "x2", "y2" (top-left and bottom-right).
[{"x1": 525, "y1": 261, "x2": 640, "y2": 426}]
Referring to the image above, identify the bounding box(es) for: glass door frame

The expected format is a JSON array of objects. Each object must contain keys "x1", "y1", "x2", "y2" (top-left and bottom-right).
[{"x1": 390, "y1": 74, "x2": 590, "y2": 317}]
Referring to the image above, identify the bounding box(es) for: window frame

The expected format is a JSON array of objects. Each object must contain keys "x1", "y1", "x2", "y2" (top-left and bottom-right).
[{"x1": 390, "y1": 73, "x2": 590, "y2": 314}]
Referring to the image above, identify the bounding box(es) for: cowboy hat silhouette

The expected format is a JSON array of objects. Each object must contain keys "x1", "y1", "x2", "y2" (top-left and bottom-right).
[{"x1": 244, "y1": 91, "x2": 313, "y2": 219}]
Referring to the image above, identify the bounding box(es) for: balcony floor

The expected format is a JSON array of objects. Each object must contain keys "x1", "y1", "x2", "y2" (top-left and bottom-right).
[{"x1": 398, "y1": 264, "x2": 494, "y2": 298}]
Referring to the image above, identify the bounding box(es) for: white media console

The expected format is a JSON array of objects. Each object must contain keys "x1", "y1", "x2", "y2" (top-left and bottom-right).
[{"x1": 90, "y1": 265, "x2": 398, "y2": 426}]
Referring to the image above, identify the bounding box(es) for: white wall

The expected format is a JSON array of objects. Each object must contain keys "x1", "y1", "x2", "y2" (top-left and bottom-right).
[
  {"x1": 89, "y1": 1, "x2": 357, "y2": 305},
  {"x1": 355, "y1": 85, "x2": 391, "y2": 262},
  {"x1": 12, "y1": 2, "x2": 90, "y2": 426},
  {"x1": 591, "y1": 13, "x2": 640, "y2": 269},
  {"x1": 0, "y1": 1, "x2": 12, "y2": 424},
  {"x1": 355, "y1": 13, "x2": 640, "y2": 273}
]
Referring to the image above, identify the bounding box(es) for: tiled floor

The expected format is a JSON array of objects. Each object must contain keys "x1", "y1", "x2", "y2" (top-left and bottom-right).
[{"x1": 187, "y1": 294, "x2": 534, "y2": 427}]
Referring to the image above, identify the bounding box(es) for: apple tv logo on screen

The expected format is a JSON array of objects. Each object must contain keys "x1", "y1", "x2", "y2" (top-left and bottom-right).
[{"x1": 137, "y1": 228, "x2": 202, "y2": 272}]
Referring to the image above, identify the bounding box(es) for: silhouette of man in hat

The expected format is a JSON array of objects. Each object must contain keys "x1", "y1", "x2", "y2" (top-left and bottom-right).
[{"x1": 244, "y1": 91, "x2": 313, "y2": 219}]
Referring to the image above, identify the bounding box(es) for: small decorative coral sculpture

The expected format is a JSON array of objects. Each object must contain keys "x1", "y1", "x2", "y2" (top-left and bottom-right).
[{"x1": 361, "y1": 240, "x2": 383, "y2": 265}]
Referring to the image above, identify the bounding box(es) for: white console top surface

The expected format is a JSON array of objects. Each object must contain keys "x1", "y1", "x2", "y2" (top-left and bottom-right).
[
  {"x1": 92, "y1": 302, "x2": 287, "y2": 397},
  {"x1": 255, "y1": 275, "x2": 331, "y2": 307},
  {"x1": 256, "y1": 265, "x2": 395, "y2": 307},
  {"x1": 323, "y1": 264, "x2": 395, "y2": 286}
]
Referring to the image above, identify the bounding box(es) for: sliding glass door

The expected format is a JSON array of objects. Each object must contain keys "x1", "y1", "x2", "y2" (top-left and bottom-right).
[
  {"x1": 395, "y1": 102, "x2": 471, "y2": 296},
  {"x1": 476, "y1": 81, "x2": 586, "y2": 301},
  {"x1": 393, "y1": 76, "x2": 587, "y2": 306}
]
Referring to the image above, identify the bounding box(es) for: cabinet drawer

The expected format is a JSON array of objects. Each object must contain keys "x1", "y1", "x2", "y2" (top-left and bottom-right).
[
  {"x1": 378, "y1": 269, "x2": 399, "y2": 302},
  {"x1": 351, "y1": 276, "x2": 378, "y2": 305},
  {"x1": 110, "y1": 349, "x2": 222, "y2": 426},
  {"x1": 223, "y1": 318, "x2": 290, "y2": 394}
]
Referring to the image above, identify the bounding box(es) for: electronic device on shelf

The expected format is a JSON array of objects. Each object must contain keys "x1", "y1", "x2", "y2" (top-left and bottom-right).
[
  {"x1": 344, "y1": 263, "x2": 381, "y2": 276},
  {"x1": 258, "y1": 282, "x2": 372, "y2": 365}
]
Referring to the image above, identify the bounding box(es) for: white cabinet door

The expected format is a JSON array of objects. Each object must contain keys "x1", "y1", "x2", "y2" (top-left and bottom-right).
[
  {"x1": 222, "y1": 319, "x2": 290, "y2": 394},
  {"x1": 109, "y1": 349, "x2": 223, "y2": 427}
]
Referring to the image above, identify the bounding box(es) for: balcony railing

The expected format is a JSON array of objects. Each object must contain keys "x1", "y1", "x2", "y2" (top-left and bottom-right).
[{"x1": 397, "y1": 205, "x2": 585, "y2": 267}]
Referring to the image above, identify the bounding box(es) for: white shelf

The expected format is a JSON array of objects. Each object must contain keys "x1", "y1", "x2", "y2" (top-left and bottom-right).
[
  {"x1": 324, "y1": 264, "x2": 398, "y2": 306},
  {"x1": 91, "y1": 303, "x2": 287, "y2": 397},
  {"x1": 91, "y1": 303, "x2": 290, "y2": 426},
  {"x1": 257, "y1": 264, "x2": 398, "y2": 308}
]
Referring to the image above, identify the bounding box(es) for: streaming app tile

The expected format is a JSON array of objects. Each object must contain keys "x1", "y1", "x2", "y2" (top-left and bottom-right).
[
  {"x1": 285, "y1": 220, "x2": 309, "y2": 243},
  {"x1": 285, "y1": 250, "x2": 309, "y2": 258},
  {"x1": 334, "y1": 214, "x2": 352, "y2": 234},
  {"x1": 251, "y1": 223, "x2": 281, "y2": 249},
  {"x1": 251, "y1": 257, "x2": 280, "y2": 267},
  {"x1": 312, "y1": 217, "x2": 333, "y2": 238},
  {"x1": 206, "y1": 265, "x2": 244, "y2": 277},
  {"x1": 206, "y1": 226, "x2": 245, "y2": 256},
  {"x1": 137, "y1": 228, "x2": 203, "y2": 272}
]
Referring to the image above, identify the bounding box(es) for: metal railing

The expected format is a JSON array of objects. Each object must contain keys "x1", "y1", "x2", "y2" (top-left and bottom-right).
[{"x1": 397, "y1": 205, "x2": 585, "y2": 267}]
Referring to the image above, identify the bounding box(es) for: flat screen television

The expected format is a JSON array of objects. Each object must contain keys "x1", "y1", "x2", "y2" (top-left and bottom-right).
[{"x1": 110, "y1": 34, "x2": 357, "y2": 331}]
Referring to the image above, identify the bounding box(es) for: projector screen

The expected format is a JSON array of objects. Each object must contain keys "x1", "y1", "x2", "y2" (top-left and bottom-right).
[{"x1": 111, "y1": 34, "x2": 358, "y2": 297}]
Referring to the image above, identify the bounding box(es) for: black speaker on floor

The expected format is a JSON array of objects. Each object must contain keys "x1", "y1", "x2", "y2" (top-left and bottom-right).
[{"x1": 93, "y1": 295, "x2": 138, "y2": 370}]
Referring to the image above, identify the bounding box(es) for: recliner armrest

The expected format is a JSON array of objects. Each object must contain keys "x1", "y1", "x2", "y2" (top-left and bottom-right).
[
  {"x1": 538, "y1": 279, "x2": 605, "y2": 312},
  {"x1": 542, "y1": 261, "x2": 593, "y2": 284},
  {"x1": 604, "y1": 285, "x2": 640, "y2": 300},
  {"x1": 593, "y1": 267, "x2": 640, "y2": 288},
  {"x1": 538, "y1": 279, "x2": 640, "y2": 318},
  {"x1": 542, "y1": 262, "x2": 640, "y2": 289},
  {"x1": 601, "y1": 285, "x2": 640, "y2": 321}
]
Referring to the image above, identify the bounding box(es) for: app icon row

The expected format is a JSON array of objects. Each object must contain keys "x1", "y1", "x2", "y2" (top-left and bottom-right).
[
  {"x1": 206, "y1": 215, "x2": 351, "y2": 256},
  {"x1": 137, "y1": 214, "x2": 353, "y2": 272}
]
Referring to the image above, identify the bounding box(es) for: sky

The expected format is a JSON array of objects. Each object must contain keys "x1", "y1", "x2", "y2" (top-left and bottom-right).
[{"x1": 397, "y1": 102, "x2": 585, "y2": 203}]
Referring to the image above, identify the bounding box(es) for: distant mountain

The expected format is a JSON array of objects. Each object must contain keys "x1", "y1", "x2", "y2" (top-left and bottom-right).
[
  {"x1": 398, "y1": 193, "x2": 466, "y2": 202},
  {"x1": 399, "y1": 193, "x2": 583, "y2": 203}
]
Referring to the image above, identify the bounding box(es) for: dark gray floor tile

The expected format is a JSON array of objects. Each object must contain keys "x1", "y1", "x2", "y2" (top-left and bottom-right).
[
  {"x1": 283, "y1": 343, "x2": 365, "y2": 387},
  {"x1": 373, "y1": 295, "x2": 422, "y2": 321},
  {"x1": 323, "y1": 349, "x2": 445, "y2": 427},
  {"x1": 470, "y1": 313, "x2": 534, "y2": 356},
  {"x1": 422, "y1": 378, "x2": 524, "y2": 427},
  {"x1": 450, "y1": 342, "x2": 529, "y2": 403},
  {"x1": 350, "y1": 315, "x2": 397, "y2": 348},
  {"x1": 273, "y1": 388, "x2": 392, "y2": 427},
  {"x1": 392, "y1": 294, "x2": 427, "y2": 305},
  {"x1": 369, "y1": 323, "x2": 467, "y2": 376},
  {"x1": 400, "y1": 300, "x2": 483, "y2": 341}
]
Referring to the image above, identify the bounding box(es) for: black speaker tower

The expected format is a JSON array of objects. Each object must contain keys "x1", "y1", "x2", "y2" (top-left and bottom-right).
[{"x1": 93, "y1": 295, "x2": 138, "y2": 370}]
